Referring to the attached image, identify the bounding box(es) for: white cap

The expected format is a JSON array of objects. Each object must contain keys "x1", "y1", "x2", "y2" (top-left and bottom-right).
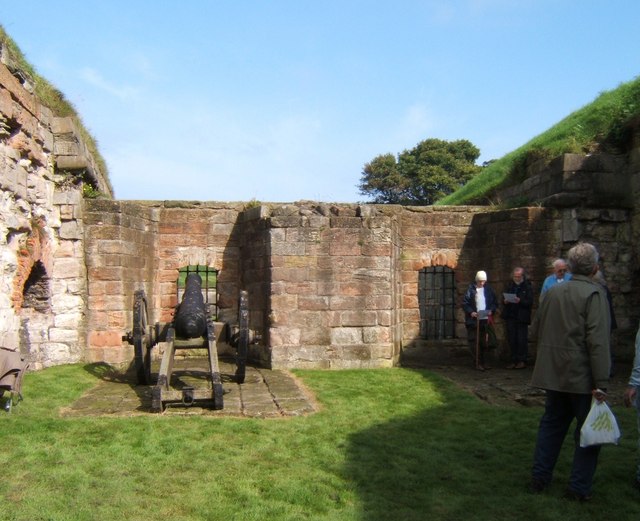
[{"x1": 475, "y1": 270, "x2": 487, "y2": 281}]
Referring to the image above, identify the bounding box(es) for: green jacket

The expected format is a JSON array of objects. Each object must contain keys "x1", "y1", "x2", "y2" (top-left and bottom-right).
[{"x1": 531, "y1": 274, "x2": 610, "y2": 394}]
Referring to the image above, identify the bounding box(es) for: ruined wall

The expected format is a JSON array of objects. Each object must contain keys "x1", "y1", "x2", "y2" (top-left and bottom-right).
[{"x1": 0, "y1": 56, "x2": 111, "y2": 369}]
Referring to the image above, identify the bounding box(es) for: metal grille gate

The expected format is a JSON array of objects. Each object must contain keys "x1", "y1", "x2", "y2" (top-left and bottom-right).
[
  {"x1": 177, "y1": 265, "x2": 218, "y2": 318},
  {"x1": 418, "y1": 266, "x2": 456, "y2": 340}
]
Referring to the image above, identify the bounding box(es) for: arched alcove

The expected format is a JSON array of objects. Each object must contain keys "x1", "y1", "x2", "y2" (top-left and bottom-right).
[{"x1": 21, "y1": 261, "x2": 50, "y2": 313}]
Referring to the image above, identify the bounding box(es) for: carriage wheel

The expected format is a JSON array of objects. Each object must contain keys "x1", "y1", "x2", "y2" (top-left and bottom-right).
[{"x1": 132, "y1": 290, "x2": 153, "y2": 385}]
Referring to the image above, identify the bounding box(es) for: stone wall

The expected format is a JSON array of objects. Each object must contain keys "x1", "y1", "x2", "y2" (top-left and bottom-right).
[
  {"x1": 0, "y1": 56, "x2": 111, "y2": 369},
  {"x1": 84, "y1": 199, "x2": 640, "y2": 369},
  {"x1": 4, "y1": 52, "x2": 640, "y2": 371},
  {"x1": 267, "y1": 204, "x2": 400, "y2": 368},
  {"x1": 83, "y1": 201, "x2": 159, "y2": 364}
]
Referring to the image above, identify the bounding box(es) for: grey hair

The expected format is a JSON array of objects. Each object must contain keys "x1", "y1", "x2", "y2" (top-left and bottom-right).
[
  {"x1": 567, "y1": 243, "x2": 599, "y2": 276},
  {"x1": 552, "y1": 258, "x2": 567, "y2": 268}
]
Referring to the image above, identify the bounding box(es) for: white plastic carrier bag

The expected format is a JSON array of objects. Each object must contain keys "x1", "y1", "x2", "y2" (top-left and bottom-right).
[{"x1": 579, "y1": 399, "x2": 621, "y2": 448}]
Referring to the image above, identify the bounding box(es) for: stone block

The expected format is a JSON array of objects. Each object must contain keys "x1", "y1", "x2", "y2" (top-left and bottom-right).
[
  {"x1": 330, "y1": 327, "x2": 362, "y2": 345},
  {"x1": 269, "y1": 327, "x2": 301, "y2": 347},
  {"x1": 59, "y1": 221, "x2": 83, "y2": 239},
  {"x1": 298, "y1": 295, "x2": 328, "y2": 311},
  {"x1": 271, "y1": 241, "x2": 306, "y2": 256},
  {"x1": 54, "y1": 312, "x2": 82, "y2": 329},
  {"x1": 56, "y1": 155, "x2": 88, "y2": 170},
  {"x1": 88, "y1": 330, "x2": 125, "y2": 349},
  {"x1": 48, "y1": 328, "x2": 79, "y2": 343},
  {"x1": 363, "y1": 326, "x2": 391, "y2": 344},
  {"x1": 340, "y1": 310, "x2": 378, "y2": 327},
  {"x1": 299, "y1": 327, "x2": 331, "y2": 345},
  {"x1": 51, "y1": 293, "x2": 84, "y2": 313},
  {"x1": 52, "y1": 258, "x2": 84, "y2": 279}
]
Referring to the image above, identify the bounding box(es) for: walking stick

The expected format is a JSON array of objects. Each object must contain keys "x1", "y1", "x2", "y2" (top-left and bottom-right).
[{"x1": 475, "y1": 315, "x2": 480, "y2": 369}]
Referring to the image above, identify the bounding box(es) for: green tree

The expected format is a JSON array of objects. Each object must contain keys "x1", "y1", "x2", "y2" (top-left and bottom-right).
[{"x1": 359, "y1": 138, "x2": 481, "y2": 205}]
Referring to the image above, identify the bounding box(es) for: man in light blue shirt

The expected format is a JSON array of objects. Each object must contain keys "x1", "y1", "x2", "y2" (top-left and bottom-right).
[
  {"x1": 540, "y1": 258, "x2": 572, "y2": 299},
  {"x1": 623, "y1": 324, "x2": 640, "y2": 491}
]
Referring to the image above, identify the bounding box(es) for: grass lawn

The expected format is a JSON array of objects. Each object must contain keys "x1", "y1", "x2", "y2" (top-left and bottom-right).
[{"x1": 1, "y1": 365, "x2": 639, "y2": 521}]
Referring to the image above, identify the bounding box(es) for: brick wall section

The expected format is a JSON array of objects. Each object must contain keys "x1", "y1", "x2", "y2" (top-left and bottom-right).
[
  {"x1": 266, "y1": 204, "x2": 399, "y2": 368},
  {"x1": 81, "y1": 195, "x2": 640, "y2": 368},
  {"x1": 398, "y1": 205, "x2": 484, "y2": 346},
  {"x1": 157, "y1": 203, "x2": 244, "y2": 323},
  {"x1": 238, "y1": 205, "x2": 271, "y2": 365},
  {"x1": 83, "y1": 200, "x2": 160, "y2": 364}
]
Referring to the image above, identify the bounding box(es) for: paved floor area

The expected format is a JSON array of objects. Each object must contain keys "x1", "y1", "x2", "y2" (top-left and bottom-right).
[
  {"x1": 58, "y1": 354, "x2": 632, "y2": 418},
  {"x1": 60, "y1": 357, "x2": 317, "y2": 418},
  {"x1": 425, "y1": 360, "x2": 632, "y2": 408}
]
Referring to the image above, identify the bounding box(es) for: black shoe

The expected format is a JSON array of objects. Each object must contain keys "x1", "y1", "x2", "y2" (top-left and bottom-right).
[
  {"x1": 528, "y1": 478, "x2": 548, "y2": 494},
  {"x1": 562, "y1": 489, "x2": 592, "y2": 502}
]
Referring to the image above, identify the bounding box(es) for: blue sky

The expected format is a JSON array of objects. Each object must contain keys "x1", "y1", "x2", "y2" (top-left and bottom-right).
[{"x1": 3, "y1": 1, "x2": 640, "y2": 202}]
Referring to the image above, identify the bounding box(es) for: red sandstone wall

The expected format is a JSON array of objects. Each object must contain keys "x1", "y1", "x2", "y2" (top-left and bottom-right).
[
  {"x1": 267, "y1": 204, "x2": 399, "y2": 369},
  {"x1": 82, "y1": 197, "x2": 639, "y2": 368},
  {"x1": 83, "y1": 201, "x2": 160, "y2": 364}
]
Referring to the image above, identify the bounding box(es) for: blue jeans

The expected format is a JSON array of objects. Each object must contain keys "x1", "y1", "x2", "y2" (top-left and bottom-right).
[
  {"x1": 635, "y1": 393, "x2": 640, "y2": 484},
  {"x1": 532, "y1": 390, "x2": 601, "y2": 496}
]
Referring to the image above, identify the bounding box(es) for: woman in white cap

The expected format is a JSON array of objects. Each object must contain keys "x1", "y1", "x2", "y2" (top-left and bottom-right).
[{"x1": 462, "y1": 270, "x2": 498, "y2": 371}]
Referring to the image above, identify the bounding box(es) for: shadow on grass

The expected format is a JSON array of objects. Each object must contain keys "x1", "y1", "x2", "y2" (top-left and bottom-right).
[
  {"x1": 82, "y1": 361, "x2": 134, "y2": 384},
  {"x1": 80, "y1": 361, "x2": 152, "y2": 412},
  {"x1": 343, "y1": 369, "x2": 640, "y2": 521}
]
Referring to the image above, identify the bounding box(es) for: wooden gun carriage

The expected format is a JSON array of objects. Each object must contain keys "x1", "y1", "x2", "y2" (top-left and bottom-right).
[{"x1": 124, "y1": 271, "x2": 250, "y2": 413}]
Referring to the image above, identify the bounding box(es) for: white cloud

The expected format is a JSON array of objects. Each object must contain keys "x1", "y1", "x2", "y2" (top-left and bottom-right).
[
  {"x1": 390, "y1": 103, "x2": 436, "y2": 150},
  {"x1": 79, "y1": 67, "x2": 140, "y2": 100}
]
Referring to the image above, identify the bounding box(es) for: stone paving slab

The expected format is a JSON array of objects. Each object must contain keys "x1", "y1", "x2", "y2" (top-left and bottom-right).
[
  {"x1": 426, "y1": 361, "x2": 633, "y2": 407},
  {"x1": 60, "y1": 358, "x2": 317, "y2": 418}
]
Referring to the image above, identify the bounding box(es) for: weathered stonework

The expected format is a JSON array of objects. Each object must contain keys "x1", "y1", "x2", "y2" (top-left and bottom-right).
[
  {"x1": 1, "y1": 54, "x2": 111, "y2": 369},
  {"x1": 2, "y1": 54, "x2": 640, "y2": 371}
]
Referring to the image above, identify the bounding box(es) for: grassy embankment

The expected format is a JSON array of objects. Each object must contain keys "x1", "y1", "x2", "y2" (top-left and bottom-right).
[{"x1": 438, "y1": 75, "x2": 640, "y2": 206}]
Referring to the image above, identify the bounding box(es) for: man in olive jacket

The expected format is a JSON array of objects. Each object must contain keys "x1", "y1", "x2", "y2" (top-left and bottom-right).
[{"x1": 530, "y1": 242, "x2": 610, "y2": 501}]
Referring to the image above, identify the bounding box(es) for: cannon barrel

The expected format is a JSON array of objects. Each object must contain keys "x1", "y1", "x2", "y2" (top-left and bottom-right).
[{"x1": 174, "y1": 273, "x2": 207, "y2": 338}]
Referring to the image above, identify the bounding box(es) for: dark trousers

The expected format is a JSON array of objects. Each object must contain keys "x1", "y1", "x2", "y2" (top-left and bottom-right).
[
  {"x1": 467, "y1": 320, "x2": 488, "y2": 366},
  {"x1": 532, "y1": 390, "x2": 601, "y2": 495},
  {"x1": 506, "y1": 319, "x2": 528, "y2": 363}
]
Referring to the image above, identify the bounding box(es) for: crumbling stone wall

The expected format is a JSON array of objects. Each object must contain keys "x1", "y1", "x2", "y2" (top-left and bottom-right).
[{"x1": 0, "y1": 56, "x2": 111, "y2": 369}]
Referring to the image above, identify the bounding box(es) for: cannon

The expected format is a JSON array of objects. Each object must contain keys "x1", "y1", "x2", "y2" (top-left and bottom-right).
[
  {"x1": 174, "y1": 274, "x2": 207, "y2": 339},
  {"x1": 124, "y1": 273, "x2": 250, "y2": 412}
]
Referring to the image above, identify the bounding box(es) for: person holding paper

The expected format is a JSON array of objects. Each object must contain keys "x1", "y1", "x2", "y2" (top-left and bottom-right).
[
  {"x1": 529, "y1": 242, "x2": 610, "y2": 502},
  {"x1": 502, "y1": 267, "x2": 533, "y2": 369},
  {"x1": 462, "y1": 270, "x2": 498, "y2": 371}
]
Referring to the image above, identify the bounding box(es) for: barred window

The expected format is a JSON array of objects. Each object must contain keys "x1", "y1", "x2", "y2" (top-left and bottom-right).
[
  {"x1": 177, "y1": 265, "x2": 218, "y2": 318},
  {"x1": 419, "y1": 266, "x2": 456, "y2": 340}
]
